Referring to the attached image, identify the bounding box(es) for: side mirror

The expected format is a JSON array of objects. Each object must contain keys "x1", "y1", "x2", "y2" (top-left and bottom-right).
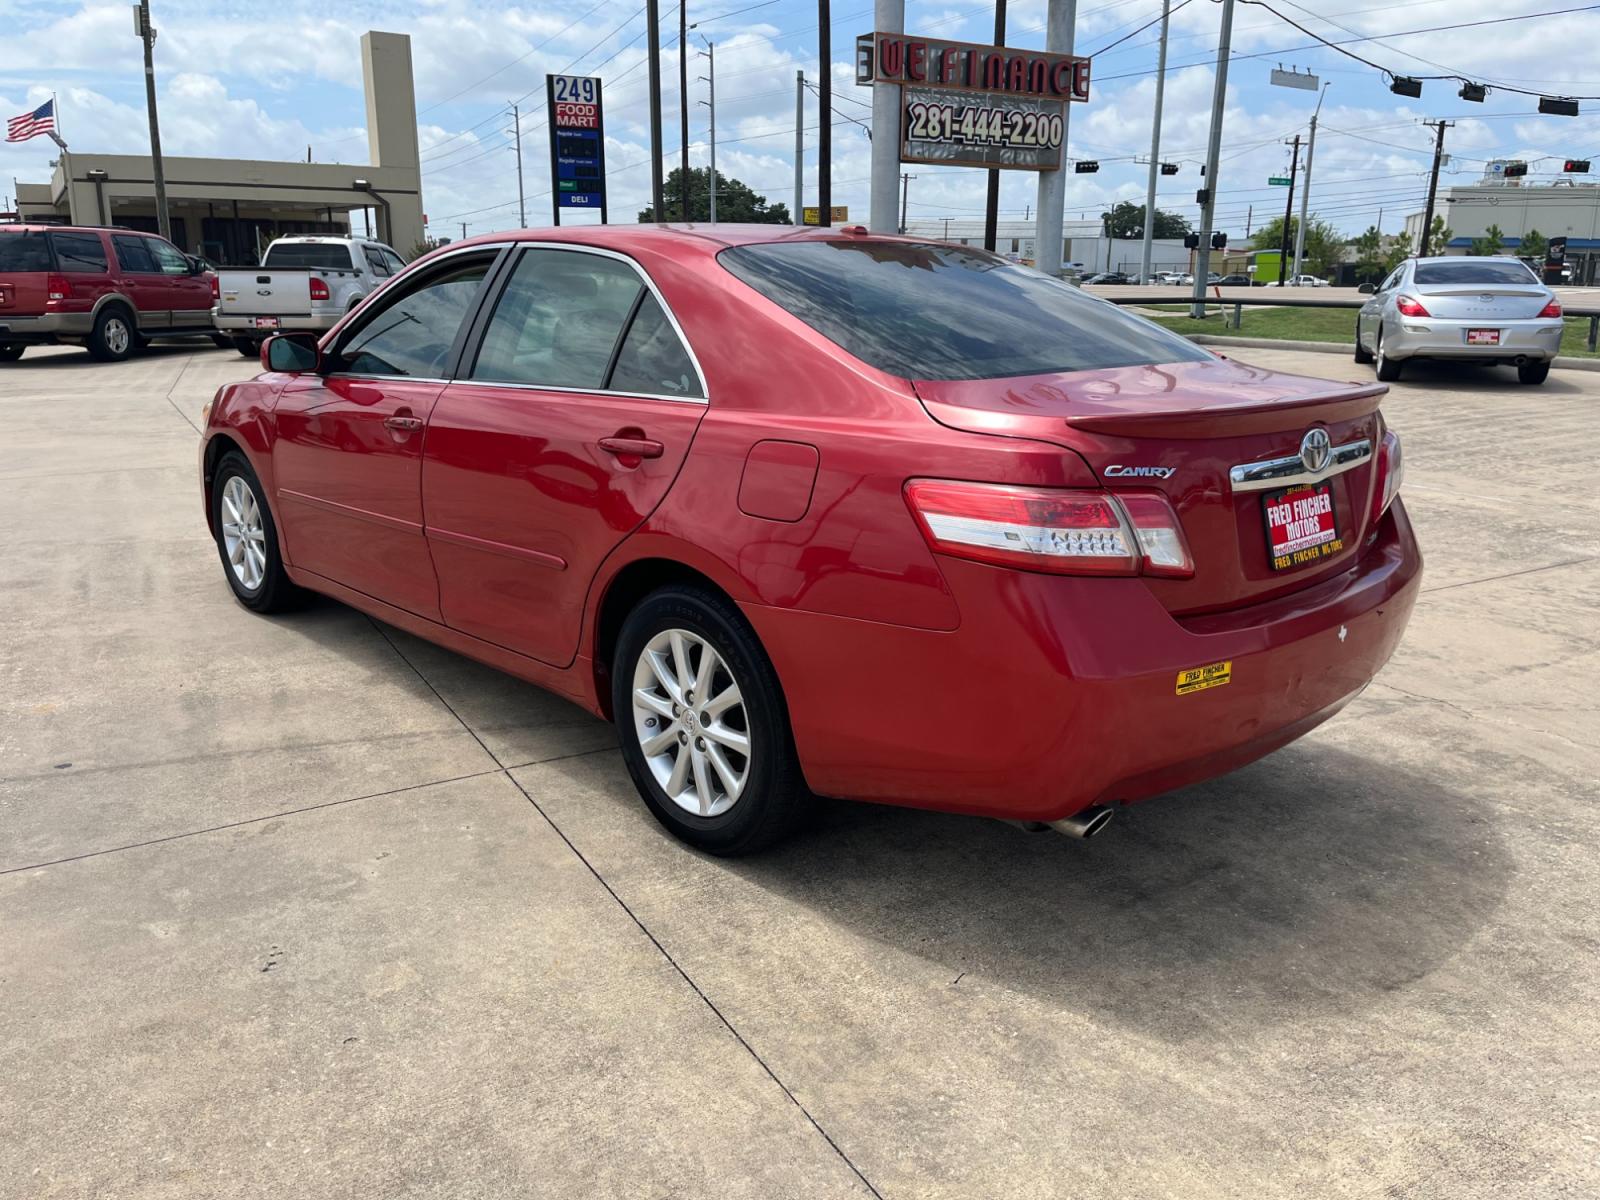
[
  {"x1": 1358, "y1": 283, "x2": 1375, "y2": 294},
  {"x1": 262, "y1": 333, "x2": 322, "y2": 374},
  {"x1": 187, "y1": 255, "x2": 204, "y2": 275}
]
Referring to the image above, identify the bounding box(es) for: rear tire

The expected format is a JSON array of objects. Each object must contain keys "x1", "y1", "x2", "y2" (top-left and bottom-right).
[
  {"x1": 87, "y1": 307, "x2": 135, "y2": 362},
  {"x1": 1517, "y1": 360, "x2": 1551, "y2": 385},
  {"x1": 210, "y1": 451, "x2": 304, "y2": 613},
  {"x1": 0, "y1": 344, "x2": 24, "y2": 363},
  {"x1": 1352, "y1": 319, "x2": 1373, "y2": 364},
  {"x1": 232, "y1": 336, "x2": 259, "y2": 358},
  {"x1": 612, "y1": 585, "x2": 810, "y2": 855},
  {"x1": 210, "y1": 334, "x2": 233, "y2": 351},
  {"x1": 1374, "y1": 330, "x2": 1402, "y2": 381}
]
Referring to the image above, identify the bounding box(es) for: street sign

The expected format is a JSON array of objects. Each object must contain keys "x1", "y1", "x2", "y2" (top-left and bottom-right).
[
  {"x1": 1268, "y1": 176, "x2": 1291, "y2": 186},
  {"x1": 802, "y1": 206, "x2": 850, "y2": 225},
  {"x1": 546, "y1": 74, "x2": 607, "y2": 224}
]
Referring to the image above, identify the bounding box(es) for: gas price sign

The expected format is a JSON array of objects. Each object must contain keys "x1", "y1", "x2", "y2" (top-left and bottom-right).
[{"x1": 546, "y1": 74, "x2": 607, "y2": 222}]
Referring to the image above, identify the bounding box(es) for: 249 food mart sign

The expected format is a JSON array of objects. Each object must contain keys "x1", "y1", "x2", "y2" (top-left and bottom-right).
[{"x1": 855, "y1": 32, "x2": 1090, "y2": 170}]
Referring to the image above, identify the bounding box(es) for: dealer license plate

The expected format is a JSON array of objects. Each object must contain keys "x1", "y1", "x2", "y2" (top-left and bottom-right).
[
  {"x1": 253, "y1": 316, "x2": 279, "y2": 329},
  {"x1": 1465, "y1": 328, "x2": 1500, "y2": 345},
  {"x1": 1262, "y1": 481, "x2": 1343, "y2": 572}
]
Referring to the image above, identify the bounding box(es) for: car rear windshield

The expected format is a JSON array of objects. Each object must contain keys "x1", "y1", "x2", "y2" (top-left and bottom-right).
[
  {"x1": 0, "y1": 231, "x2": 53, "y2": 272},
  {"x1": 1414, "y1": 260, "x2": 1539, "y2": 285},
  {"x1": 719, "y1": 240, "x2": 1211, "y2": 380},
  {"x1": 262, "y1": 242, "x2": 353, "y2": 270}
]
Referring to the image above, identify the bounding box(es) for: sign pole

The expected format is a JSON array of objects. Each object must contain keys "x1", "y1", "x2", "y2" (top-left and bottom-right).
[
  {"x1": 1278, "y1": 133, "x2": 1299, "y2": 285},
  {"x1": 646, "y1": 0, "x2": 665, "y2": 219},
  {"x1": 818, "y1": 0, "x2": 832, "y2": 226},
  {"x1": 868, "y1": 0, "x2": 905, "y2": 232},
  {"x1": 794, "y1": 71, "x2": 805, "y2": 225},
  {"x1": 1033, "y1": 0, "x2": 1078, "y2": 277},
  {"x1": 1189, "y1": 0, "x2": 1234, "y2": 317},
  {"x1": 545, "y1": 80, "x2": 562, "y2": 226},
  {"x1": 982, "y1": 0, "x2": 1007, "y2": 252}
]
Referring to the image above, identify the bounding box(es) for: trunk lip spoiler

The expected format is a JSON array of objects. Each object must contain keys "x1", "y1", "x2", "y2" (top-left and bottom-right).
[{"x1": 1228, "y1": 437, "x2": 1373, "y2": 493}]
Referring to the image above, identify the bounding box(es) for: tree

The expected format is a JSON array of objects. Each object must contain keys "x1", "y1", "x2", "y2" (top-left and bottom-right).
[
  {"x1": 1100, "y1": 200, "x2": 1192, "y2": 239},
  {"x1": 1351, "y1": 225, "x2": 1385, "y2": 281},
  {"x1": 1469, "y1": 223, "x2": 1505, "y2": 256},
  {"x1": 1520, "y1": 228, "x2": 1547, "y2": 261},
  {"x1": 1382, "y1": 237, "x2": 1411, "y2": 275},
  {"x1": 1422, "y1": 216, "x2": 1453, "y2": 256},
  {"x1": 638, "y1": 166, "x2": 790, "y2": 223},
  {"x1": 1250, "y1": 215, "x2": 1343, "y2": 276}
]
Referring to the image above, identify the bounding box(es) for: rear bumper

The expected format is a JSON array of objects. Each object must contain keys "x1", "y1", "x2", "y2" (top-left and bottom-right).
[
  {"x1": 1387, "y1": 317, "x2": 1563, "y2": 362},
  {"x1": 0, "y1": 312, "x2": 93, "y2": 343},
  {"x1": 747, "y1": 499, "x2": 1422, "y2": 823},
  {"x1": 213, "y1": 312, "x2": 340, "y2": 335}
]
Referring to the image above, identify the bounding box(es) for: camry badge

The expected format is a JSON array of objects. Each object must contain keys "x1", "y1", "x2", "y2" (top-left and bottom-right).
[
  {"x1": 1299, "y1": 428, "x2": 1332, "y2": 474},
  {"x1": 1104, "y1": 464, "x2": 1176, "y2": 480}
]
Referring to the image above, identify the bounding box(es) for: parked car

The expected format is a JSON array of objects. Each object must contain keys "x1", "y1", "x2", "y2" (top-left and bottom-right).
[
  {"x1": 1217, "y1": 273, "x2": 1251, "y2": 286},
  {"x1": 1081, "y1": 271, "x2": 1132, "y2": 285},
  {"x1": 0, "y1": 224, "x2": 216, "y2": 362},
  {"x1": 1174, "y1": 272, "x2": 1222, "y2": 286},
  {"x1": 1266, "y1": 275, "x2": 1329, "y2": 288},
  {"x1": 213, "y1": 235, "x2": 407, "y2": 357},
  {"x1": 199, "y1": 226, "x2": 1420, "y2": 853},
  {"x1": 1355, "y1": 255, "x2": 1562, "y2": 384}
]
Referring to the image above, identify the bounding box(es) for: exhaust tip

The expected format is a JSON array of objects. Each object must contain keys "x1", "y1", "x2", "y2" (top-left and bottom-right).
[{"x1": 1048, "y1": 805, "x2": 1116, "y2": 840}]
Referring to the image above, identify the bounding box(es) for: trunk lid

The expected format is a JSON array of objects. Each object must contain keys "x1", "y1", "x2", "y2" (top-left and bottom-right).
[
  {"x1": 915, "y1": 357, "x2": 1385, "y2": 616},
  {"x1": 216, "y1": 269, "x2": 314, "y2": 318},
  {"x1": 0, "y1": 229, "x2": 56, "y2": 317},
  {"x1": 1408, "y1": 283, "x2": 1550, "y2": 321}
]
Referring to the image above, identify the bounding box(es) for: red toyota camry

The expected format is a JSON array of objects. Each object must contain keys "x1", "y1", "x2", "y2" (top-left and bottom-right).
[{"x1": 198, "y1": 225, "x2": 1420, "y2": 853}]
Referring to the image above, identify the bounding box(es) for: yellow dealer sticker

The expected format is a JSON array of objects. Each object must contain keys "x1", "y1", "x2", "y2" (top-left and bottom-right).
[{"x1": 1176, "y1": 661, "x2": 1232, "y2": 696}]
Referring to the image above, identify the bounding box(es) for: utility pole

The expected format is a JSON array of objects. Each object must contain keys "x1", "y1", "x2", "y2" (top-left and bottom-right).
[
  {"x1": 1032, "y1": 0, "x2": 1077, "y2": 277},
  {"x1": 983, "y1": 0, "x2": 1007, "y2": 251},
  {"x1": 679, "y1": 1, "x2": 691, "y2": 220},
  {"x1": 794, "y1": 71, "x2": 805, "y2": 224},
  {"x1": 1190, "y1": 0, "x2": 1235, "y2": 317},
  {"x1": 818, "y1": 0, "x2": 832, "y2": 226},
  {"x1": 1292, "y1": 82, "x2": 1329, "y2": 279},
  {"x1": 510, "y1": 103, "x2": 526, "y2": 227},
  {"x1": 134, "y1": 0, "x2": 171, "y2": 241},
  {"x1": 1278, "y1": 133, "x2": 1300, "y2": 284},
  {"x1": 899, "y1": 172, "x2": 917, "y2": 233},
  {"x1": 461, "y1": 222, "x2": 468, "y2": 241},
  {"x1": 1140, "y1": 0, "x2": 1171, "y2": 284},
  {"x1": 1245, "y1": 204, "x2": 1252, "y2": 237},
  {"x1": 646, "y1": 0, "x2": 665, "y2": 219},
  {"x1": 1419, "y1": 119, "x2": 1453, "y2": 254},
  {"x1": 699, "y1": 42, "x2": 717, "y2": 223},
  {"x1": 869, "y1": 0, "x2": 905, "y2": 232}
]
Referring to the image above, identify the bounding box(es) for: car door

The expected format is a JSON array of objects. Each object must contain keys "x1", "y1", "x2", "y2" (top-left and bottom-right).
[
  {"x1": 145, "y1": 236, "x2": 213, "y2": 328},
  {"x1": 109, "y1": 235, "x2": 166, "y2": 328},
  {"x1": 1360, "y1": 266, "x2": 1401, "y2": 347},
  {"x1": 271, "y1": 250, "x2": 500, "y2": 620},
  {"x1": 421, "y1": 245, "x2": 708, "y2": 667}
]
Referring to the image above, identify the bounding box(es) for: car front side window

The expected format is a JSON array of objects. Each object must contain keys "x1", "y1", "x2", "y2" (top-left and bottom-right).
[
  {"x1": 149, "y1": 239, "x2": 191, "y2": 275},
  {"x1": 332, "y1": 257, "x2": 492, "y2": 379}
]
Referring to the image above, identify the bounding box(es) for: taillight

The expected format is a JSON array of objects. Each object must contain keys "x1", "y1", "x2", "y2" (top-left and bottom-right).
[
  {"x1": 1538, "y1": 298, "x2": 1562, "y2": 318},
  {"x1": 1395, "y1": 295, "x2": 1430, "y2": 317},
  {"x1": 1369, "y1": 429, "x2": 1404, "y2": 525},
  {"x1": 903, "y1": 481, "x2": 1193, "y2": 578},
  {"x1": 210, "y1": 274, "x2": 219, "y2": 300},
  {"x1": 309, "y1": 276, "x2": 331, "y2": 301},
  {"x1": 46, "y1": 272, "x2": 71, "y2": 302}
]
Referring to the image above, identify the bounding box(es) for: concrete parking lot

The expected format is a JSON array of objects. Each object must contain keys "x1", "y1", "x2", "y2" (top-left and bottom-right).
[{"x1": 3, "y1": 341, "x2": 1597, "y2": 1199}]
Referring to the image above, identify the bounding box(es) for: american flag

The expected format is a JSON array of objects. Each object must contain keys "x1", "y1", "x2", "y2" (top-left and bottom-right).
[{"x1": 7, "y1": 99, "x2": 56, "y2": 144}]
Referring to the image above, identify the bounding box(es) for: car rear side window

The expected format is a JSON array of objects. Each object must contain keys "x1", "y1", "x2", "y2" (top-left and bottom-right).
[
  {"x1": 608, "y1": 293, "x2": 702, "y2": 398},
  {"x1": 470, "y1": 248, "x2": 645, "y2": 390},
  {"x1": 1414, "y1": 260, "x2": 1540, "y2": 285},
  {"x1": 334, "y1": 258, "x2": 492, "y2": 378},
  {"x1": 50, "y1": 233, "x2": 107, "y2": 273},
  {"x1": 112, "y1": 235, "x2": 157, "y2": 273},
  {"x1": 263, "y1": 243, "x2": 354, "y2": 270},
  {"x1": 720, "y1": 240, "x2": 1211, "y2": 381},
  {"x1": 363, "y1": 247, "x2": 393, "y2": 277},
  {"x1": 0, "y1": 231, "x2": 53, "y2": 272}
]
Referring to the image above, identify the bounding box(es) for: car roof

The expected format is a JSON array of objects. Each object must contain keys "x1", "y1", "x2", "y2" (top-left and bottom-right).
[
  {"x1": 443, "y1": 222, "x2": 939, "y2": 259},
  {"x1": 0, "y1": 223, "x2": 154, "y2": 237}
]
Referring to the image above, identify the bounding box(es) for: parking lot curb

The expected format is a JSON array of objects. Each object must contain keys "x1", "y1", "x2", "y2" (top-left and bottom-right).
[{"x1": 1185, "y1": 334, "x2": 1600, "y2": 372}]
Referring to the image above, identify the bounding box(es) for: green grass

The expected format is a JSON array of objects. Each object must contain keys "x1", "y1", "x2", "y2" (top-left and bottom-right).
[{"x1": 1139, "y1": 305, "x2": 1600, "y2": 358}]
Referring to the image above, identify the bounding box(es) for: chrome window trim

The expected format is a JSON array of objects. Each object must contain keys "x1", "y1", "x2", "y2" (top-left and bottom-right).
[
  {"x1": 1229, "y1": 438, "x2": 1372, "y2": 493},
  {"x1": 468, "y1": 241, "x2": 712, "y2": 403},
  {"x1": 447, "y1": 377, "x2": 708, "y2": 406}
]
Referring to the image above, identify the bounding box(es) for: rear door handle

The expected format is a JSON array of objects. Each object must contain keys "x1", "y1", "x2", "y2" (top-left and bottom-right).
[
  {"x1": 598, "y1": 436, "x2": 664, "y2": 460},
  {"x1": 384, "y1": 415, "x2": 423, "y2": 432}
]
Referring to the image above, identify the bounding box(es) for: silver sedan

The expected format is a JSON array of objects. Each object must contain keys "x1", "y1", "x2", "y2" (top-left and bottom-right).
[{"x1": 1355, "y1": 256, "x2": 1564, "y2": 384}]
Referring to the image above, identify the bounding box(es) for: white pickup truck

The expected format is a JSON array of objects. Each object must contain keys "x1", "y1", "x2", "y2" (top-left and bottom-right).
[{"x1": 213, "y1": 236, "x2": 408, "y2": 355}]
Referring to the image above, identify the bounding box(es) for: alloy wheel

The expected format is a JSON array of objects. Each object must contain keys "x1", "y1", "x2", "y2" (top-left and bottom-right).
[
  {"x1": 631, "y1": 628, "x2": 751, "y2": 818},
  {"x1": 104, "y1": 317, "x2": 131, "y2": 356},
  {"x1": 220, "y1": 475, "x2": 268, "y2": 591}
]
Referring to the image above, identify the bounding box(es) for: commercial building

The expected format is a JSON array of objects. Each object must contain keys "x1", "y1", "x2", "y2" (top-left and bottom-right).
[
  {"x1": 15, "y1": 31, "x2": 423, "y2": 264},
  {"x1": 1405, "y1": 162, "x2": 1600, "y2": 281},
  {"x1": 902, "y1": 217, "x2": 1191, "y2": 274}
]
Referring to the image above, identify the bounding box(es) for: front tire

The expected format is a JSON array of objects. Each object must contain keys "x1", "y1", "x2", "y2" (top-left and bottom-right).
[
  {"x1": 0, "y1": 344, "x2": 24, "y2": 363},
  {"x1": 210, "y1": 451, "x2": 303, "y2": 613},
  {"x1": 87, "y1": 307, "x2": 135, "y2": 362},
  {"x1": 232, "y1": 336, "x2": 260, "y2": 358},
  {"x1": 1374, "y1": 330, "x2": 1402, "y2": 381},
  {"x1": 210, "y1": 334, "x2": 233, "y2": 351},
  {"x1": 1518, "y1": 360, "x2": 1551, "y2": 385},
  {"x1": 612, "y1": 586, "x2": 809, "y2": 855},
  {"x1": 1353, "y1": 318, "x2": 1373, "y2": 364}
]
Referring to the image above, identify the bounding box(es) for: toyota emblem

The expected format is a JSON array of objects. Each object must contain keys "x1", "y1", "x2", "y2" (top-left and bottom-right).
[{"x1": 1299, "y1": 428, "x2": 1332, "y2": 473}]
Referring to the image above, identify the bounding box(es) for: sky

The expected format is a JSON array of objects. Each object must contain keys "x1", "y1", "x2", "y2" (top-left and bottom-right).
[{"x1": 4, "y1": 0, "x2": 1600, "y2": 244}]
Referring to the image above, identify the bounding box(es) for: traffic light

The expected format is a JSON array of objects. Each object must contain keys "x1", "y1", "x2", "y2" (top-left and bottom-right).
[
  {"x1": 1160, "y1": 162, "x2": 1179, "y2": 175},
  {"x1": 1183, "y1": 233, "x2": 1201, "y2": 250},
  {"x1": 1196, "y1": 188, "x2": 1210, "y2": 205},
  {"x1": 1211, "y1": 232, "x2": 1228, "y2": 250},
  {"x1": 1564, "y1": 159, "x2": 1591, "y2": 173},
  {"x1": 1389, "y1": 76, "x2": 1422, "y2": 98},
  {"x1": 1503, "y1": 161, "x2": 1529, "y2": 178},
  {"x1": 1540, "y1": 97, "x2": 1579, "y2": 117},
  {"x1": 1074, "y1": 160, "x2": 1100, "y2": 174}
]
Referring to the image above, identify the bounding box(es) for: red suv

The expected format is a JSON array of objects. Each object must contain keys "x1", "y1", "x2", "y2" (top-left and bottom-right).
[
  {"x1": 0, "y1": 224, "x2": 215, "y2": 362},
  {"x1": 198, "y1": 226, "x2": 1421, "y2": 854}
]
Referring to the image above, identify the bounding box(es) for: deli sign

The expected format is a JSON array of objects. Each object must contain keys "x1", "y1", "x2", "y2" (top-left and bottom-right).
[{"x1": 855, "y1": 32, "x2": 1090, "y2": 101}]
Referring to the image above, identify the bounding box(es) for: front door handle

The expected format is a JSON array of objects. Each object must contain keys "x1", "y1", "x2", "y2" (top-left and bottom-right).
[
  {"x1": 598, "y1": 435, "x2": 664, "y2": 460},
  {"x1": 384, "y1": 415, "x2": 423, "y2": 432}
]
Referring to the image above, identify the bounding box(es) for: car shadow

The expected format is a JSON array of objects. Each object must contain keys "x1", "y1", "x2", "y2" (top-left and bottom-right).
[
  {"x1": 1387, "y1": 358, "x2": 1588, "y2": 392},
  {"x1": 10, "y1": 341, "x2": 228, "y2": 370}
]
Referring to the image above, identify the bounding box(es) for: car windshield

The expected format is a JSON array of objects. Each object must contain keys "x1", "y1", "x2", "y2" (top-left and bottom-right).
[
  {"x1": 0, "y1": 231, "x2": 53, "y2": 272},
  {"x1": 719, "y1": 240, "x2": 1210, "y2": 381},
  {"x1": 263, "y1": 242, "x2": 352, "y2": 270},
  {"x1": 1414, "y1": 260, "x2": 1539, "y2": 285}
]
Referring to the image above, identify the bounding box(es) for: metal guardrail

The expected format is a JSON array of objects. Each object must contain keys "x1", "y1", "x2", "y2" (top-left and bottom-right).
[{"x1": 1092, "y1": 291, "x2": 1600, "y2": 352}]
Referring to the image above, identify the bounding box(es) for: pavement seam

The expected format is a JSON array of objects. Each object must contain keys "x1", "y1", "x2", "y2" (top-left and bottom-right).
[
  {"x1": 0, "y1": 766, "x2": 505, "y2": 876},
  {"x1": 364, "y1": 615, "x2": 886, "y2": 1200},
  {"x1": 164, "y1": 352, "x2": 202, "y2": 435},
  {"x1": 1419, "y1": 554, "x2": 1597, "y2": 594}
]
